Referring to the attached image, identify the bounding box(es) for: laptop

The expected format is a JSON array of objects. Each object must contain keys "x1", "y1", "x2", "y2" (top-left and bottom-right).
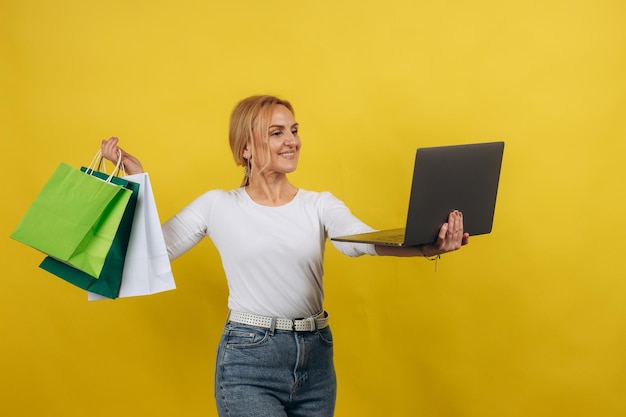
[{"x1": 330, "y1": 141, "x2": 505, "y2": 247}]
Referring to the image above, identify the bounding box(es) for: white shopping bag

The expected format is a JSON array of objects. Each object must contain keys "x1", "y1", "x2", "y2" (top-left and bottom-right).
[{"x1": 89, "y1": 173, "x2": 175, "y2": 300}]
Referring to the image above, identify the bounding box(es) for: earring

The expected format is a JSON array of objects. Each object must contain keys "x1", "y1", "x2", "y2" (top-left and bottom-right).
[{"x1": 243, "y1": 156, "x2": 252, "y2": 182}]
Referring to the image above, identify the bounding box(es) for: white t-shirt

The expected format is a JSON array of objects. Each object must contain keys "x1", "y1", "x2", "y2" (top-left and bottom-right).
[{"x1": 162, "y1": 188, "x2": 377, "y2": 318}]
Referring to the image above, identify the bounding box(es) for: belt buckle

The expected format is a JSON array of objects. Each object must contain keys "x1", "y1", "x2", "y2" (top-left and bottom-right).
[{"x1": 291, "y1": 316, "x2": 317, "y2": 331}]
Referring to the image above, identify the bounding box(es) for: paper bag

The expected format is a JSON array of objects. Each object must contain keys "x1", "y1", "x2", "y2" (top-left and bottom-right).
[
  {"x1": 11, "y1": 162, "x2": 131, "y2": 278},
  {"x1": 89, "y1": 172, "x2": 175, "y2": 300},
  {"x1": 39, "y1": 170, "x2": 139, "y2": 298}
]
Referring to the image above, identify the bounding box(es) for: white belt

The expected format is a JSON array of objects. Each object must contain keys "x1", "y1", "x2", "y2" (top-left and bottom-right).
[{"x1": 228, "y1": 310, "x2": 329, "y2": 332}]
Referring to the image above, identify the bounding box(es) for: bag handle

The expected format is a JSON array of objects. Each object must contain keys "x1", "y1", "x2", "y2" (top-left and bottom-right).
[
  {"x1": 97, "y1": 149, "x2": 127, "y2": 178},
  {"x1": 85, "y1": 149, "x2": 125, "y2": 182}
]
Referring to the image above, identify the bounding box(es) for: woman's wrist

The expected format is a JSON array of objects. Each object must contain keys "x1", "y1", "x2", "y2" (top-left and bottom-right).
[
  {"x1": 420, "y1": 244, "x2": 441, "y2": 260},
  {"x1": 420, "y1": 244, "x2": 441, "y2": 272}
]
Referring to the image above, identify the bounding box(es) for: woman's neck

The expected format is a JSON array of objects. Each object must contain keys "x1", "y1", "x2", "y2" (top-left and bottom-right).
[{"x1": 245, "y1": 175, "x2": 298, "y2": 207}]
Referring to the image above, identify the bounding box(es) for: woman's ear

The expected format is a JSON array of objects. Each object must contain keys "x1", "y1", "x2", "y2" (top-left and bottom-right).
[{"x1": 242, "y1": 145, "x2": 251, "y2": 160}]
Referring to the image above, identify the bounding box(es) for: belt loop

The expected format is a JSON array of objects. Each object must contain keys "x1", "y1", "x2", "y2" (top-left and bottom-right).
[{"x1": 269, "y1": 317, "x2": 276, "y2": 336}]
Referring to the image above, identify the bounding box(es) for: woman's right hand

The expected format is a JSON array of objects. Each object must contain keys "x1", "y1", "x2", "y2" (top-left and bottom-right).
[{"x1": 101, "y1": 137, "x2": 144, "y2": 175}]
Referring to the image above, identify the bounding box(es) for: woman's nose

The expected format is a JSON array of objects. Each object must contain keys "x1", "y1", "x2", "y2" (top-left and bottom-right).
[{"x1": 284, "y1": 134, "x2": 298, "y2": 145}]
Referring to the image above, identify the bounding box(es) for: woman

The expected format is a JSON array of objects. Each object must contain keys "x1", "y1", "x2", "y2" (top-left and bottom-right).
[{"x1": 101, "y1": 95, "x2": 468, "y2": 417}]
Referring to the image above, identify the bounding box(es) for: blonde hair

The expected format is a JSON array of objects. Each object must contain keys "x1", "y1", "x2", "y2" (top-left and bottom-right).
[{"x1": 229, "y1": 95, "x2": 295, "y2": 186}]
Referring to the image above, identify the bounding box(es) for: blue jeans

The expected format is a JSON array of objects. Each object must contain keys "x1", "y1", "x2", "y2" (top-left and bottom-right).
[{"x1": 215, "y1": 322, "x2": 337, "y2": 417}]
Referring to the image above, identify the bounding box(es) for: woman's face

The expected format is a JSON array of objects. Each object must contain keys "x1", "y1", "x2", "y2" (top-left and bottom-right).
[{"x1": 251, "y1": 104, "x2": 301, "y2": 176}]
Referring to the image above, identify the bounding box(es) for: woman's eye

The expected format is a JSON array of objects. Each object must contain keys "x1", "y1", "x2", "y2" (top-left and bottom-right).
[
  {"x1": 291, "y1": 129, "x2": 299, "y2": 135},
  {"x1": 270, "y1": 130, "x2": 282, "y2": 137}
]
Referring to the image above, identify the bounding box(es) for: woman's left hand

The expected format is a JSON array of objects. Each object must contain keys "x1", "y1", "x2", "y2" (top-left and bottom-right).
[{"x1": 422, "y1": 210, "x2": 469, "y2": 257}]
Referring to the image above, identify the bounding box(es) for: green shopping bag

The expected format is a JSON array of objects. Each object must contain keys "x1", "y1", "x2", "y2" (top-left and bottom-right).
[
  {"x1": 11, "y1": 162, "x2": 131, "y2": 278},
  {"x1": 39, "y1": 169, "x2": 140, "y2": 298}
]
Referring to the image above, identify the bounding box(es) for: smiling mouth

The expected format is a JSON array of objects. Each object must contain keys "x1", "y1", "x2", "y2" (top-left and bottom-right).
[{"x1": 279, "y1": 152, "x2": 296, "y2": 158}]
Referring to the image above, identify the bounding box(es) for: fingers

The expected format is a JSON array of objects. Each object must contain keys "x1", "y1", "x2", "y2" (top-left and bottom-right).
[
  {"x1": 101, "y1": 136, "x2": 126, "y2": 164},
  {"x1": 437, "y1": 221, "x2": 449, "y2": 242},
  {"x1": 435, "y1": 210, "x2": 468, "y2": 253},
  {"x1": 101, "y1": 137, "x2": 145, "y2": 174},
  {"x1": 101, "y1": 137, "x2": 120, "y2": 162},
  {"x1": 446, "y1": 210, "x2": 462, "y2": 238}
]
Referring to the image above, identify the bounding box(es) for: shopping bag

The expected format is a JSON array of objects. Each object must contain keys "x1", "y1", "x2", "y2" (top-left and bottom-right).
[
  {"x1": 39, "y1": 169, "x2": 140, "y2": 299},
  {"x1": 11, "y1": 160, "x2": 131, "y2": 278},
  {"x1": 89, "y1": 173, "x2": 176, "y2": 300}
]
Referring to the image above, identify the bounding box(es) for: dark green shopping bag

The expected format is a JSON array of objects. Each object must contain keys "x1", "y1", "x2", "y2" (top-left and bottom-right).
[
  {"x1": 39, "y1": 169, "x2": 140, "y2": 299},
  {"x1": 11, "y1": 162, "x2": 131, "y2": 278}
]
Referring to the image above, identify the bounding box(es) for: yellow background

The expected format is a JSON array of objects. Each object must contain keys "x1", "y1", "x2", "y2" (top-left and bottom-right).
[{"x1": 2, "y1": 1, "x2": 625, "y2": 416}]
